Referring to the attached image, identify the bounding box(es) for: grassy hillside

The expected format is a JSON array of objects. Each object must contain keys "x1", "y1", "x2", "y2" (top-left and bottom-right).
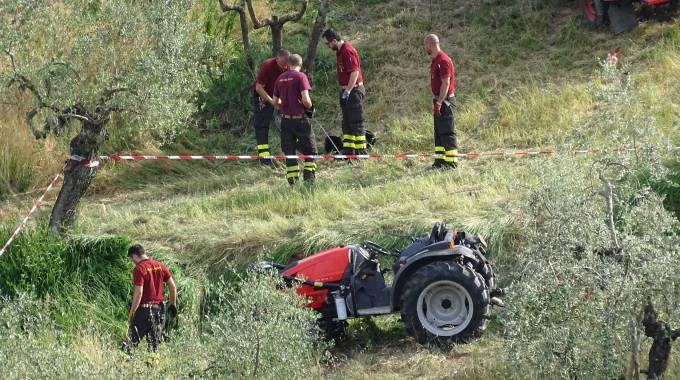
[{"x1": 1, "y1": 0, "x2": 679, "y2": 378}]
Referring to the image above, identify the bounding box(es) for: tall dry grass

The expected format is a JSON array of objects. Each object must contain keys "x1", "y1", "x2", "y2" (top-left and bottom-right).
[{"x1": 0, "y1": 101, "x2": 65, "y2": 201}]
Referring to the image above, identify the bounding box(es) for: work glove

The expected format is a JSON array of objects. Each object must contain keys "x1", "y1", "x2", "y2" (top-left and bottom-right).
[
  {"x1": 341, "y1": 89, "x2": 350, "y2": 101},
  {"x1": 433, "y1": 102, "x2": 442, "y2": 116},
  {"x1": 167, "y1": 304, "x2": 178, "y2": 318},
  {"x1": 305, "y1": 105, "x2": 315, "y2": 119}
]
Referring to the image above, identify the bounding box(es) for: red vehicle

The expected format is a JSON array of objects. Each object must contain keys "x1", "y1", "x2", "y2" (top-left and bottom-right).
[
  {"x1": 261, "y1": 222, "x2": 505, "y2": 346},
  {"x1": 581, "y1": 0, "x2": 678, "y2": 32}
]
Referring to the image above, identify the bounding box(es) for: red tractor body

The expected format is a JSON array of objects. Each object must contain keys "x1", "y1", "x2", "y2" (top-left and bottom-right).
[{"x1": 282, "y1": 246, "x2": 350, "y2": 309}]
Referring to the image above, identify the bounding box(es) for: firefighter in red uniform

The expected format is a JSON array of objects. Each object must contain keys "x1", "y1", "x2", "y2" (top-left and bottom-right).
[
  {"x1": 424, "y1": 34, "x2": 458, "y2": 169},
  {"x1": 272, "y1": 54, "x2": 318, "y2": 185},
  {"x1": 322, "y1": 28, "x2": 367, "y2": 155},
  {"x1": 252, "y1": 49, "x2": 290, "y2": 165},
  {"x1": 125, "y1": 244, "x2": 177, "y2": 352}
]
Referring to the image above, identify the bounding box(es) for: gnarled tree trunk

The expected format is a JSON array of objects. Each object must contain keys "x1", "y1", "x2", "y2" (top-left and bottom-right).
[
  {"x1": 220, "y1": 0, "x2": 254, "y2": 76},
  {"x1": 303, "y1": 0, "x2": 331, "y2": 78},
  {"x1": 270, "y1": 19, "x2": 283, "y2": 56},
  {"x1": 49, "y1": 119, "x2": 107, "y2": 233},
  {"x1": 642, "y1": 300, "x2": 680, "y2": 379}
]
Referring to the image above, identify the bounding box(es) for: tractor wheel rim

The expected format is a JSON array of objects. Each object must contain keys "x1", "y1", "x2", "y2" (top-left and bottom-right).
[
  {"x1": 416, "y1": 280, "x2": 474, "y2": 336},
  {"x1": 584, "y1": 0, "x2": 597, "y2": 21}
]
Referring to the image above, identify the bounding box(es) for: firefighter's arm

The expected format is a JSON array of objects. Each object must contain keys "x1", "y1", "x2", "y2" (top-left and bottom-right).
[
  {"x1": 345, "y1": 70, "x2": 359, "y2": 92},
  {"x1": 129, "y1": 285, "x2": 143, "y2": 322},
  {"x1": 255, "y1": 82, "x2": 274, "y2": 105},
  {"x1": 167, "y1": 277, "x2": 177, "y2": 306},
  {"x1": 272, "y1": 96, "x2": 281, "y2": 111},
  {"x1": 437, "y1": 76, "x2": 450, "y2": 105},
  {"x1": 301, "y1": 90, "x2": 312, "y2": 109}
]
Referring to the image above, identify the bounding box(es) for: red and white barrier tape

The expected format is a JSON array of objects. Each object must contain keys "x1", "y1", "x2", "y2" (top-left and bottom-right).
[
  {"x1": 98, "y1": 147, "x2": 650, "y2": 161},
  {"x1": 2, "y1": 145, "x2": 675, "y2": 259},
  {"x1": 0, "y1": 173, "x2": 62, "y2": 258}
]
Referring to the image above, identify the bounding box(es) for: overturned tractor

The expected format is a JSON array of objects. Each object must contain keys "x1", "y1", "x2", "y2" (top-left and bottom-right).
[
  {"x1": 260, "y1": 222, "x2": 506, "y2": 346},
  {"x1": 580, "y1": 0, "x2": 678, "y2": 33}
]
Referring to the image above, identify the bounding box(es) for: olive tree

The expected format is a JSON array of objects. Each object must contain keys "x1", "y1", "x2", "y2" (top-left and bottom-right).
[
  {"x1": 245, "y1": 0, "x2": 308, "y2": 56},
  {"x1": 0, "y1": 0, "x2": 206, "y2": 233},
  {"x1": 503, "y1": 63, "x2": 680, "y2": 379}
]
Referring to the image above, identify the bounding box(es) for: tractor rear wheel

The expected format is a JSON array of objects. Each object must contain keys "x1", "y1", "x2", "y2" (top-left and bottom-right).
[
  {"x1": 319, "y1": 318, "x2": 348, "y2": 343},
  {"x1": 581, "y1": 0, "x2": 608, "y2": 27},
  {"x1": 400, "y1": 261, "x2": 490, "y2": 346},
  {"x1": 655, "y1": 0, "x2": 679, "y2": 20}
]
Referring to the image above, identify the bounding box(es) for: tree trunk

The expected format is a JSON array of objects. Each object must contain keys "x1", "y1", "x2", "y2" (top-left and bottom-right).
[
  {"x1": 642, "y1": 301, "x2": 677, "y2": 379},
  {"x1": 49, "y1": 120, "x2": 106, "y2": 233},
  {"x1": 303, "y1": 0, "x2": 331, "y2": 79},
  {"x1": 270, "y1": 21, "x2": 283, "y2": 56},
  {"x1": 238, "y1": 9, "x2": 255, "y2": 76}
]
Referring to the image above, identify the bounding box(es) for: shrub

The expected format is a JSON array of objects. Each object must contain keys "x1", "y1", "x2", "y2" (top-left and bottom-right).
[{"x1": 0, "y1": 269, "x2": 325, "y2": 379}]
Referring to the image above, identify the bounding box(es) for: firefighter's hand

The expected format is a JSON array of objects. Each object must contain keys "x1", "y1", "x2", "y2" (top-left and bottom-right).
[
  {"x1": 305, "y1": 105, "x2": 315, "y2": 119},
  {"x1": 433, "y1": 102, "x2": 442, "y2": 116},
  {"x1": 168, "y1": 304, "x2": 178, "y2": 318},
  {"x1": 341, "y1": 89, "x2": 350, "y2": 101}
]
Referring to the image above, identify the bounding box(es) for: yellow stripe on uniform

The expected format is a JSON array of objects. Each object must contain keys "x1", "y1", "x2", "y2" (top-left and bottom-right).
[
  {"x1": 444, "y1": 149, "x2": 458, "y2": 162},
  {"x1": 343, "y1": 134, "x2": 356, "y2": 149},
  {"x1": 257, "y1": 144, "x2": 269, "y2": 150},
  {"x1": 258, "y1": 151, "x2": 270, "y2": 157},
  {"x1": 435, "y1": 146, "x2": 445, "y2": 152},
  {"x1": 304, "y1": 162, "x2": 317, "y2": 171},
  {"x1": 354, "y1": 135, "x2": 367, "y2": 149}
]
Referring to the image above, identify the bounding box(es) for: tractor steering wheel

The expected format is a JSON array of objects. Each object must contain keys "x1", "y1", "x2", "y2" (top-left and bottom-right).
[{"x1": 363, "y1": 241, "x2": 397, "y2": 258}]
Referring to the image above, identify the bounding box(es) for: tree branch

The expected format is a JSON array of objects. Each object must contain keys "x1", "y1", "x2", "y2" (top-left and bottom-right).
[
  {"x1": 598, "y1": 168, "x2": 620, "y2": 250},
  {"x1": 219, "y1": 0, "x2": 243, "y2": 12},
  {"x1": 279, "y1": 0, "x2": 308, "y2": 23},
  {"x1": 244, "y1": 0, "x2": 271, "y2": 28}
]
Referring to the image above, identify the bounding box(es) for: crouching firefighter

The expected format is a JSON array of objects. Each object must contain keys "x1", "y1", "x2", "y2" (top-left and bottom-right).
[
  {"x1": 252, "y1": 49, "x2": 290, "y2": 165},
  {"x1": 272, "y1": 54, "x2": 318, "y2": 185},
  {"x1": 124, "y1": 244, "x2": 177, "y2": 353},
  {"x1": 424, "y1": 34, "x2": 458, "y2": 169}
]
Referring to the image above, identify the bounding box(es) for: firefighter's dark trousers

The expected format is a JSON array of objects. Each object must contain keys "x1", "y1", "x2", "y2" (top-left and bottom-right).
[
  {"x1": 252, "y1": 92, "x2": 275, "y2": 158},
  {"x1": 281, "y1": 117, "x2": 318, "y2": 183},
  {"x1": 340, "y1": 85, "x2": 366, "y2": 154},
  {"x1": 433, "y1": 98, "x2": 458, "y2": 166},
  {"x1": 125, "y1": 304, "x2": 166, "y2": 352}
]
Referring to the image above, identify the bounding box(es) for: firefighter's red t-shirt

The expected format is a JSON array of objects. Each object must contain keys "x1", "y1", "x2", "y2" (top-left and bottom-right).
[
  {"x1": 273, "y1": 70, "x2": 312, "y2": 117},
  {"x1": 430, "y1": 51, "x2": 455, "y2": 97},
  {"x1": 252, "y1": 57, "x2": 286, "y2": 96},
  {"x1": 132, "y1": 259, "x2": 171, "y2": 304},
  {"x1": 336, "y1": 41, "x2": 363, "y2": 86}
]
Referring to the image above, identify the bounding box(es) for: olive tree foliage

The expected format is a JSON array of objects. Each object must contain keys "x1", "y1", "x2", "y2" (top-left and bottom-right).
[
  {"x1": 0, "y1": 0, "x2": 207, "y2": 233},
  {"x1": 503, "y1": 63, "x2": 680, "y2": 379}
]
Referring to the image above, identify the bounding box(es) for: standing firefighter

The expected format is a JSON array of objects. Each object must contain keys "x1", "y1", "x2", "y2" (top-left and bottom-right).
[
  {"x1": 125, "y1": 244, "x2": 177, "y2": 352},
  {"x1": 252, "y1": 49, "x2": 290, "y2": 165},
  {"x1": 322, "y1": 28, "x2": 367, "y2": 155},
  {"x1": 272, "y1": 54, "x2": 318, "y2": 185},
  {"x1": 424, "y1": 34, "x2": 458, "y2": 169}
]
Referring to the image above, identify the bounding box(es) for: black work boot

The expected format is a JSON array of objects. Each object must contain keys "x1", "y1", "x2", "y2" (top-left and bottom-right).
[
  {"x1": 260, "y1": 158, "x2": 274, "y2": 167},
  {"x1": 287, "y1": 177, "x2": 299, "y2": 186},
  {"x1": 441, "y1": 162, "x2": 458, "y2": 170},
  {"x1": 303, "y1": 170, "x2": 316, "y2": 184},
  {"x1": 430, "y1": 160, "x2": 443, "y2": 170}
]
